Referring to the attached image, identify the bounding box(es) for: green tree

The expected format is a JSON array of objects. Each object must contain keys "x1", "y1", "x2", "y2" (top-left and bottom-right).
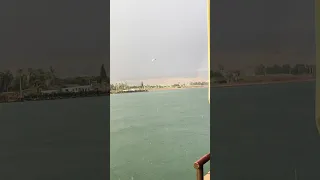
[
  {"x1": 27, "y1": 68, "x2": 36, "y2": 87},
  {"x1": 99, "y1": 64, "x2": 107, "y2": 83},
  {"x1": 291, "y1": 64, "x2": 307, "y2": 75},
  {"x1": 0, "y1": 72, "x2": 4, "y2": 92},
  {"x1": 17, "y1": 69, "x2": 23, "y2": 96},
  {"x1": 254, "y1": 64, "x2": 266, "y2": 75},
  {"x1": 281, "y1": 64, "x2": 291, "y2": 74},
  {"x1": 49, "y1": 66, "x2": 56, "y2": 86},
  {"x1": 2, "y1": 70, "x2": 14, "y2": 92},
  {"x1": 211, "y1": 71, "x2": 224, "y2": 78}
]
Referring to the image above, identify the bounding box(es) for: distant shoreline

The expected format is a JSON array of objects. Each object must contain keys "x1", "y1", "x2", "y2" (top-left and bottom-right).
[
  {"x1": 148, "y1": 86, "x2": 207, "y2": 92},
  {"x1": 0, "y1": 91, "x2": 109, "y2": 104},
  {"x1": 146, "y1": 77, "x2": 315, "y2": 92},
  {"x1": 211, "y1": 78, "x2": 315, "y2": 88}
]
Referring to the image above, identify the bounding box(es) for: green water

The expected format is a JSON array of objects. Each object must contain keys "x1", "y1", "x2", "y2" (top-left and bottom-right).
[
  {"x1": 110, "y1": 88, "x2": 210, "y2": 180},
  {"x1": 0, "y1": 97, "x2": 109, "y2": 179},
  {"x1": 211, "y1": 81, "x2": 320, "y2": 180}
]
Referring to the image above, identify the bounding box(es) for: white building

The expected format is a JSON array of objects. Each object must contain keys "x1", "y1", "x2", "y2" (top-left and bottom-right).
[
  {"x1": 61, "y1": 85, "x2": 93, "y2": 93},
  {"x1": 41, "y1": 90, "x2": 60, "y2": 94}
]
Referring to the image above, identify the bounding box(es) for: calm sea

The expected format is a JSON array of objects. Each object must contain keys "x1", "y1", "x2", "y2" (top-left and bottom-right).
[
  {"x1": 211, "y1": 81, "x2": 320, "y2": 180},
  {"x1": 110, "y1": 88, "x2": 210, "y2": 180},
  {"x1": 0, "y1": 97, "x2": 109, "y2": 180},
  {"x1": 1, "y1": 82, "x2": 318, "y2": 180}
]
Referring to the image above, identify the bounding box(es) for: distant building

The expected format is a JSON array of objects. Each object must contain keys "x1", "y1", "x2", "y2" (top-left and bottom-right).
[
  {"x1": 23, "y1": 87, "x2": 40, "y2": 96},
  {"x1": 41, "y1": 90, "x2": 60, "y2": 94},
  {"x1": 61, "y1": 85, "x2": 93, "y2": 93}
]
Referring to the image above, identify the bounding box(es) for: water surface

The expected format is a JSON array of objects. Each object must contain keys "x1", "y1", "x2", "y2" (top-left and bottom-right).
[
  {"x1": 111, "y1": 88, "x2": 210, "y2": 180},
  {"x1": 0, "y1": 97, "x2": 109, "y2": 180},
  {"x1": 211, "y1": 81, "x2": 320, "y2": 180}
]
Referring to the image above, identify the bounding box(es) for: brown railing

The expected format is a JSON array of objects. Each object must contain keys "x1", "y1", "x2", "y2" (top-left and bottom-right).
[{"x1": 193, "y1": 153, "x2": 210, "y2": 180}]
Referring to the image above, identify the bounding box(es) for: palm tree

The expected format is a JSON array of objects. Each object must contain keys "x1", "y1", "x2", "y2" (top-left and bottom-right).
[
  {"x1": 2, "y1": 70, "x2": 13, "y2": 92},
  {"x1": 44, "y1": 71, "x2": 52, "y2": 88},
  {"x1": 33, "y1": 68, "x2": 46, "y2": 87},
  {"x1": 17, "y1": 69, "x2": 23, "y2": 97},
  {"x1": 27, "y1": 68, "x2": 34, "y2": 87},
  {"x1": 49, "y1": 66, "x2": 56, "y2": 86},
  {"x1": 99, "y1": 64, "x2": 107, "y2": 84},
  {"x1": 0, "y1": 72, "x2": 4, "y2": 93}
]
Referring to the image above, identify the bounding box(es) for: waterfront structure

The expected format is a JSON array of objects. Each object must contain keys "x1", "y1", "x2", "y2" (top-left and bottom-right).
[
  {"x1": 61, "y1": 85, "x2": 93, "y2": 93},
  {"x1": 41, "y1": 89, "x2": 60, "y2": 94}
]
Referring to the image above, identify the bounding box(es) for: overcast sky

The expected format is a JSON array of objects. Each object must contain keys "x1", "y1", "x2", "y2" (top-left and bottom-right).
[
  {"x1": 211, "y1": 0, "x2": 315, "y2": 70},
  {"x1": 110, "y1": 0, "x2": 208, "y2": 81}
]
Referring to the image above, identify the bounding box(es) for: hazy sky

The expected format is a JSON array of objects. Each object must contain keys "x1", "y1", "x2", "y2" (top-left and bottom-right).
[
  {"x1": 110, "y1": 0, "x2": 208, "y2": 81},
  {"x1": 0, "y1": 0, "x2": 109, "y2": 77},
  {"x1": 211, "y1": 0, "x2": 315, "y2": 70}
]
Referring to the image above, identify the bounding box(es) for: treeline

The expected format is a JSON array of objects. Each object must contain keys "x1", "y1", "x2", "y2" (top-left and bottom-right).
[
  {"x1": 24, "y1": 90, "x2": 105, "y2": 101},
  {"x1": 253, "y1": 64, "x2": 315, "y2": 75},
  {"x1": 0, "y1": 64, "x2": 109, "y2": 93},
  {"x1": 110, "y1": 82, "x2": 163, "y2": 91},
  {"x1": 110, "y1": 83, "x2": 131, "y2": 91}
]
